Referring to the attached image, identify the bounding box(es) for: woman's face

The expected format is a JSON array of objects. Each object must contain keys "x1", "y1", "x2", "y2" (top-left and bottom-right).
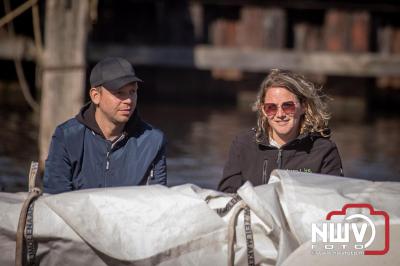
[{"x1": 262, "y1": 87, "x2": 305, "y2": 145}]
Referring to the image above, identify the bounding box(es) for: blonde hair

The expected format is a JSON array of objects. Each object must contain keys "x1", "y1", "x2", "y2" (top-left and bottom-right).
[{"x1": 252, "y1": 69, "x2": 331, "y2": 143}]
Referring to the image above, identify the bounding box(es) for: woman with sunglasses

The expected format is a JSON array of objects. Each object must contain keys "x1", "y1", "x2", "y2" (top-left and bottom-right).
[{"x1": 218, "y1": 69, "x2": 343, "y2": 193}]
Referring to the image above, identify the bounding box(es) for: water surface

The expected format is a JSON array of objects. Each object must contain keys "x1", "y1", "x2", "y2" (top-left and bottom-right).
[{"x1": 1, "y1": 103, "x2": 399, "y2": 192}]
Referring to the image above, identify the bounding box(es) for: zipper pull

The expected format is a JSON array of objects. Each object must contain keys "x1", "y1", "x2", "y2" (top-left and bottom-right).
[
  {"x1": 106, "y1": 151, "x2": 110, "y2": 170},
  {"x1": 146, "y1": 164, "x2": 155, "y2": 185},
  {"x1": 277, "y1": 149, "x2": 283, "y2": 169},
  {"x1": 262, "y1": 160, "x2": 268, "y2": 184}
]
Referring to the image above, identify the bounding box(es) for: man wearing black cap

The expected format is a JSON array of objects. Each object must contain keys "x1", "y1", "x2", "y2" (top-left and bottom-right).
[{"x1": 43, "y1": 57, "x2": 167, "y2": 193}]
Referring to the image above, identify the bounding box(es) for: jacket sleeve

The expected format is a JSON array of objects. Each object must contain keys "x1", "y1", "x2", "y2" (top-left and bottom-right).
[
  {"x1": 43, "y1": 126, "x2": 74, "y2": 194},
  {"x1": 149, "y1": 137, "x2": 167, "y2": 185},
  {"x1": 321, "y1": 142, "x2": 343, "y2": 176},
  {"x1": 218, "y1": 136, "x2": 244, "y2": 193}
]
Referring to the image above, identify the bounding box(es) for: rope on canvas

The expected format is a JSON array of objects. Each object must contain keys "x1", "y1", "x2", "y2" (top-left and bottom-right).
[
  {"x1": 227, "y1": 201, "x2": 255, "y2": 266},
  {"x1": 15, "y1": 162, "x2": 42, "y2": 266}
]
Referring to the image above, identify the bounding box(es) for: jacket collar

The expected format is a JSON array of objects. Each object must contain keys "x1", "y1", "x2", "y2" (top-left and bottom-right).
[
  {"x1": 75, "y1": 102, "x2": 142, "y2": 139},
  {"x1": 256, "y1": 129, "x2": 330, "y2": 148}
]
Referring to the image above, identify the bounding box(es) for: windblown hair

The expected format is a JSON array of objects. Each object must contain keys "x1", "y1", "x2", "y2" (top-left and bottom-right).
[{"x1": 252, "y1": 69, "x2": 331, "y2": 143}]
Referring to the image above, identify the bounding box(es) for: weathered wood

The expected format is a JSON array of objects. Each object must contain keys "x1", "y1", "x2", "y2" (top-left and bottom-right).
[
  {"x1": 236, "y1": 7, "x2": 286, "y2": 49},
  {"x1": 236, "y1": 7, "x2": 266, "y2": 48},
  {"x1": 350, "y1": 12, "x2": 369, "y2": 52},
  {"x1": 262, "y1": 8, "x2": 286, "y2": 49},
  {"x1": 324, "y1": 10, "x2": 350, "y2": 52},
  {"x1": 294, "y1": 23, "x2": 322, "y2": 51},
  {"x1": 0, "y1": 36, "x2": 36, "y2": 60},
  {"x1": 0, "y1": 0, "x2": 38, "y2": 29},
  {"x1": 210, "y1": 19, "x2": 238, "y2": 47},
  {"x1": 324, "y1": 10, "x2": 370, "y2": 53},
  {"x1": 377, "y1": 27, "x2": 400, "y2": 88},
  {"x1": 393, "y1": 29, "x2": 400, "y2": 54},
  {"x1": 189, "y1": 1, "x2": 204, "y2": 43},
  {"x1": 88, "y1": 44, "x2": 400, "y2": 77},
  {"x1": 195, "y1": 1, "x2": 400, "y2": 13},
  {"x1": 39, "y1": 0, "x2": 89, "y2": 166},
  {"x1": 210, "y1": 19, "x2": 241, "y2": 80},
  {"x1": 3, "y1": 38, "x2": 399, "y2": 77},
  {"x1": 378, "y1": 26, "x2": 393, "y2": 55},
  {"x1": 195, "y1": 47, "x2": 400, "y2": 77}
]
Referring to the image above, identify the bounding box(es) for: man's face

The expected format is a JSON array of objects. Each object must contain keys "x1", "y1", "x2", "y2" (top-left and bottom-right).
[{"x1": 91, "y1": 82, "x2": 138, "y2": 125}]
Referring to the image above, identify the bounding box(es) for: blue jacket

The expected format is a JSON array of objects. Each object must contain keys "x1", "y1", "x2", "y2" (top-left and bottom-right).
[{"x1": 43, "y1": 103, "x2": 167, "y2": 194}]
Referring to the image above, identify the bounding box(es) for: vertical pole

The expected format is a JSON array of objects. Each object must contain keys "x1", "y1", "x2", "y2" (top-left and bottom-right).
[{"x1": 39, "y1": 0, "x2": 89, "y2": 166}]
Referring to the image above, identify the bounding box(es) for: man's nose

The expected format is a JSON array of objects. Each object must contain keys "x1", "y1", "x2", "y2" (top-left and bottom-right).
[{"x1": 122, "y1": 94, "x2": 133, "y2": 104}]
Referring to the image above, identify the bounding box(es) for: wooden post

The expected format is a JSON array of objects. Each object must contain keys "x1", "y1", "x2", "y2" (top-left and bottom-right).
[
  {"x1": 189, "y1": 1, "x2": 204, "y2": 43},
  {"x1": 210, "y1": 19, "x2": 242, "y2": 80},
  {"x1": 237, "y1": 7, "x2": 286, "y2": 49},
  {"x1": 324, "y1": 10, "x2": 350, "y2": 52},
  {"x1": 294, "y1": 23, "x2": 322, "y2": 51},
  {"x1": 39, "y1": 0, "x2": 89, "y2": 166},
  {"x1": 350, "y1": 12, "x2": 369, "y2": 52}
]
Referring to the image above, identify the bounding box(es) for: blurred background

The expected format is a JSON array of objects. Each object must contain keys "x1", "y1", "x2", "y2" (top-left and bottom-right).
[{"x1": 1, "y1": 0, "x2": 400, "y2": 192}]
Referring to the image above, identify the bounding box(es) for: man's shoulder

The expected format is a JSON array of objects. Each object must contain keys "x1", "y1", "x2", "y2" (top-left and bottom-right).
[
  {"x1": 55, "y1": 118, "x2": 86, "y2": 136},
  {"x1": 136, "y1": 120, "x2": 166, "y2": 143},
  {"x1": 56, "y1": 117, "x2": 81, "y2": 128}
]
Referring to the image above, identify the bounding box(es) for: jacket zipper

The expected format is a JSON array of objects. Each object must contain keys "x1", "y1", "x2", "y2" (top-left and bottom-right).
[
  {"x1": 103, "y1": 144, "x2": 113, "y2": 188},
  {"x1": 104, "y1": 134, "x2": 126, "y2": 186},
  {"x1": 146, "y1": 163, "x2": 155, "y2": 185},
  {"x1": 104, "y1": 150, "x2": 110, "y2": 187},
  {"x1": 106, "y1": 151, "x2": 110, "y2": 170},
  {"x1": 262, "y1": 159, "x2": 268, "y2": 184},
  {"x1": 277, "y1": 149, "x2": 283, "y2": 169},
  {"x1": 105, "y1": 134, "x2": 126, "y2": 171}
]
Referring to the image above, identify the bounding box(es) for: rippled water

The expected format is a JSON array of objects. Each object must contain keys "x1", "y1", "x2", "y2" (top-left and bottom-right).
[{"x1": 1, "y1": 103, "x2": 400, "y2": 192}]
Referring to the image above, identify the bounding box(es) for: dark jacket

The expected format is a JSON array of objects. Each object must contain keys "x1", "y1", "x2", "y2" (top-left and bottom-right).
[
  {"x1": 43, "y1": 103, "x2": 167, "y2": 194},
  {"x1": 218, "y1": 129, "x2": 343, "y2": 193}
]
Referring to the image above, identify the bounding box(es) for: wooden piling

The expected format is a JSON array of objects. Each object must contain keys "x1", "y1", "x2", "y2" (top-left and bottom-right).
[{"x1": 39, "y1": 0, "x2": 89, "y2": 166}]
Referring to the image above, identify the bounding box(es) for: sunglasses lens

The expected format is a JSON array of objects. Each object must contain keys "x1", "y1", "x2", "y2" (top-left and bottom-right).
[
  {"x1": 263, "y1": 101, "x2": 297, "y2": 116},
  {"x1": 282, "y1": 101, "x2": 296, "y2": 114},
  {"x1": 264, "y1": 104, "x2": 278, "y2": 116}
]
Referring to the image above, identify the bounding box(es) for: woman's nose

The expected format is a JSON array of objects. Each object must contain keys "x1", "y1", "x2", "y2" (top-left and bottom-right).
[{"x1": 276, "y1": 106, "x2": 285, "y2": 117}]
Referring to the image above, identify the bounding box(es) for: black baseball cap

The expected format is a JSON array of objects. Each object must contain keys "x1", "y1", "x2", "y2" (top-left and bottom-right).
[{"x1": 90, "y1": 57, "x2": 143, "y2": 90}]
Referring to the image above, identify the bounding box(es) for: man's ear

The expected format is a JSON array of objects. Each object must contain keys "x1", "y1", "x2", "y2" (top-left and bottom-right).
[{"x1": 90, "y1": 87, "x2": 101, "y2": 105}]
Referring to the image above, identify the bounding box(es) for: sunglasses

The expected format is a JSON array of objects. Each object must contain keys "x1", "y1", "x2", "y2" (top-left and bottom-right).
[{"x1": 263, "y1": 101, "x2": 297, "y2": 116}]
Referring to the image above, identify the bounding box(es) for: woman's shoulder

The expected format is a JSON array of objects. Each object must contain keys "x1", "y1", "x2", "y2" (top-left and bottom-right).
[
  {"x1": 233, "y1": 128, "x2": 257, "y2": 144},
  {"x1": 310, "y1": 133, "x2": 339, "y2": 150}
]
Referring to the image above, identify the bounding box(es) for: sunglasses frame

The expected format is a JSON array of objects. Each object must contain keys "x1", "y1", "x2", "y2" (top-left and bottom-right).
[{"x1": 262, "y1": 101, "x2": 298, "y2": 117}]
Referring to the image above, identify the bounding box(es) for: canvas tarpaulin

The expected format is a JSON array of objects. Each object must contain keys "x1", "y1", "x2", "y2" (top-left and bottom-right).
[{"x1": 0, "y1": 170, "x2": 399, "y2": 265}]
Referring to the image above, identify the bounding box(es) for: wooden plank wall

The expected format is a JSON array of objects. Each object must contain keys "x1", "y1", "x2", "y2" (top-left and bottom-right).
[
  {"x1": 208, "y1": 6, "x2": 400, "y2": 87},
  {"x1": 377, "y1": 27, "x2": 400, "y2": 89},
  {"x1": 209, "y1": 7, "x2": 286, "y2": 80},
  {"x1": 2, "y1": 3, "x2": 400, "y2": 85}
]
